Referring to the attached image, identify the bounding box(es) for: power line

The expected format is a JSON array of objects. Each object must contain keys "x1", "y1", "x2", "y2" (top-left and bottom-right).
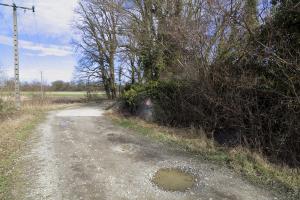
[{"x1": 0, "y1": 2, "x2": 35, "y2": 109}]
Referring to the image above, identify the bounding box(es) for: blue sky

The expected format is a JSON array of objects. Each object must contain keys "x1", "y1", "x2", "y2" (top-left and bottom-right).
[{"x1": 0, "y1": 0, "x2": 78, "y2": 83}]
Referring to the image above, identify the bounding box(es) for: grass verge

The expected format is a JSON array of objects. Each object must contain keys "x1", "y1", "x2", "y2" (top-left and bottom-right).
[
  {"x1": 108, "y1": 112, "x2": 300, "y2": 200},
  {"x1": 0, "y1": 103, "x2": 72, "y2": 199}
]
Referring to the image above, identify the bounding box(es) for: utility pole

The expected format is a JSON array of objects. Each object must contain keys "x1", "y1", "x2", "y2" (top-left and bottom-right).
[
  {"x1": 0, "y1": 3, "x2": 35, "y2": 109},
  {"x1": 40, "y1": 71, "x2": 44, "y2": 99}
]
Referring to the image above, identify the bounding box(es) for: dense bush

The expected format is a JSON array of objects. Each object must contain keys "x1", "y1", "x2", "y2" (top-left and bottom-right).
[
  {"x1": 119, "y1": 0, "x2": 300, "y2": 168},
  {"x1": 122, "y1": 79, "x2": 300, "y2": 167}
]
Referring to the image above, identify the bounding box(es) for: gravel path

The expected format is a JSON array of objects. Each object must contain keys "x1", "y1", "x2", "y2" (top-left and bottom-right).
[{"x1": 14, "y1": 103, "x2": 279, "y2": 200}]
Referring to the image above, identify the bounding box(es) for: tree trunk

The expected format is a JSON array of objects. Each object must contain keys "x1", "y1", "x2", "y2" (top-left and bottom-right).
[{"x1": 109, "y1": 53, "x2": 117, "y2": 99}]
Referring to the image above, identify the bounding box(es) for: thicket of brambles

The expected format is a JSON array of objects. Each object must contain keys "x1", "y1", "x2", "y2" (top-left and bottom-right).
[{"x1": 75, "y1": 0, "x2": 299, "y2": 167}]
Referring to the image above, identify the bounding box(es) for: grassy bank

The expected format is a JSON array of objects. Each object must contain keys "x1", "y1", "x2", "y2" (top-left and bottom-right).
[
  {"x1": 108, "y1": 113, "x2": 300, "y2": 200},
  {"x1": 0, "y1": 103, "x2": 71, "y2": 199}
]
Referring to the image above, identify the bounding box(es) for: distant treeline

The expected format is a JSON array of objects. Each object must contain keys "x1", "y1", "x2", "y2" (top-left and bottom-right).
[{"x1": 0, "y1": 79, "x2": 101, "y2": 92}]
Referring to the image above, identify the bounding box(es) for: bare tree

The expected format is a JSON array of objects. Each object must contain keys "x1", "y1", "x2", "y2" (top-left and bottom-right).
[{"x1": 75, "y1": 0, "x2": 123, "y2": 99}]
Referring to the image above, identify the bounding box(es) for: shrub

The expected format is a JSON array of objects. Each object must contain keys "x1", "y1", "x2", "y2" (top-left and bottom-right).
[{"x1": 122, "y1": 79, "x2": 300, "y2": 167}]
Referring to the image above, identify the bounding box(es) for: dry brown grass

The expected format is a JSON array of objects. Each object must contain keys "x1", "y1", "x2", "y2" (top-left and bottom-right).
[{"x1": 0, "y1": 100, "x2": 77, "y2": 199}]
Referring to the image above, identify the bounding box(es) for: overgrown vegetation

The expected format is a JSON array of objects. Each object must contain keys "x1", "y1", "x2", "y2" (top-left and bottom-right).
[
  {"x1": 122, "y1": 79, "x2": 299, "y2": 167},
  {"x1": 75, "y1": 0, "x2": 299, "y2": 196}
]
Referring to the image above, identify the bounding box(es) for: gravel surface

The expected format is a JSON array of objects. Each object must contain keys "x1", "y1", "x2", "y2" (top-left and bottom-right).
[{"x1": 13, "y1": 103, "x2": 280, "y2": 200}]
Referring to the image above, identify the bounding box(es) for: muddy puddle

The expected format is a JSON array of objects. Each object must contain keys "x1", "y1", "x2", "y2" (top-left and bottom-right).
[{"x1": 152, "y1": 168, "x2": 195, "y2": 192}]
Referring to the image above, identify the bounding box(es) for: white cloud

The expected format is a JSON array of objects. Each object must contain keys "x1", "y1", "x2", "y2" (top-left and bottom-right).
[
  {"x1": 0, "y1": 35, "x2": 73, "y2": 56},
  {"x1": 0, "y1": 0, "x2": 79, "y2": 40},
  {"x1": 0, "y1": 0, "x2": 79, "y2": 82},
  {"x1": 5, "y1": 66, "x2": 74, "y2": 83}
]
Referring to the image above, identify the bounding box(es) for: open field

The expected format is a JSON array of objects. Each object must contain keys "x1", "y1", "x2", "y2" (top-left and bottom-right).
[
  {"x1": 0, "y1": 91, "x2": 106, "y2": 105},
  {"x1": 31, "y1": 91, "x2": 104, "y2": 97},
  {"x1": 1, "y1": 91, "x2": 105, "y2": 98}
]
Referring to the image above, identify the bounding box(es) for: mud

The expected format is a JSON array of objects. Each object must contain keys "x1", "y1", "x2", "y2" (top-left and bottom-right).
[{"x1": 152, "y1": 168, "x2": 195, "y2": 192}]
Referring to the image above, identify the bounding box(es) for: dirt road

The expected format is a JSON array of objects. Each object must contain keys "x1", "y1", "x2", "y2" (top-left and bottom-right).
[{"x1": 14, "y1": 103, "x2": 279, "y2": 200}]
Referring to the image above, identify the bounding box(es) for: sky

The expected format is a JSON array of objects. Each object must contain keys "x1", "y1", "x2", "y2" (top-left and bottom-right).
[{"x1": 0, "y1": 0, "x2": 79, "y2": 83}]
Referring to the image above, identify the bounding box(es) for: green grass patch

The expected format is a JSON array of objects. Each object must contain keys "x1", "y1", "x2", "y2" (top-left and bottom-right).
[{"x1": 108, "y1": 113, "x2": 300, "y2": 200}]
